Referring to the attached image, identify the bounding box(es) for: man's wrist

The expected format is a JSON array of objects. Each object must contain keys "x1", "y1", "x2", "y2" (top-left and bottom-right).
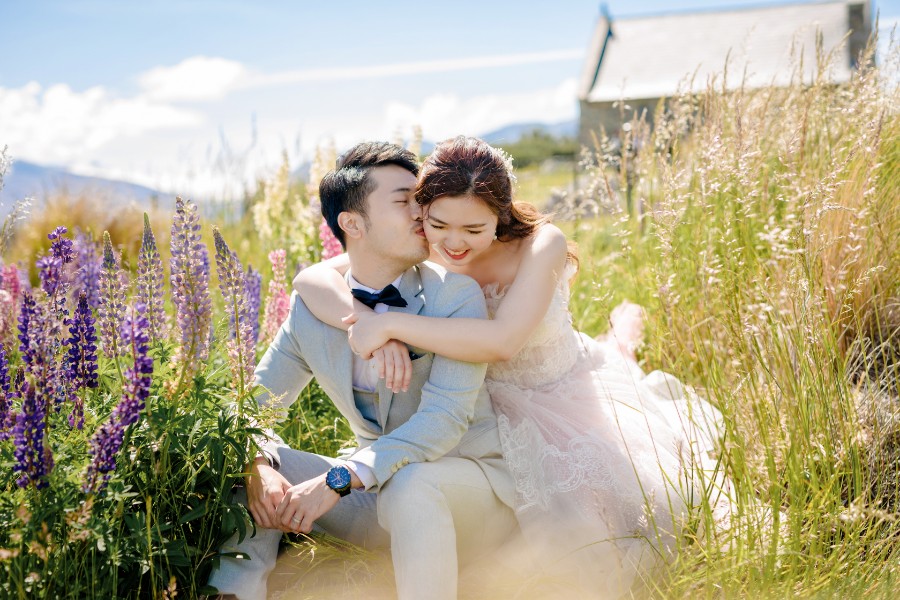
[
  {"x1": 347, "y1": 466, "x2": 362, "y2": 489},
  {"x1": 324, "y1": 464, "x2": 354, "y2": 497}
]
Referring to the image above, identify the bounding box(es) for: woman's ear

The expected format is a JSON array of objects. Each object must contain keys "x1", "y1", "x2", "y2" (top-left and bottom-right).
[{"x1": 338, "y1": 212, "x2": 363, "y2": 241}]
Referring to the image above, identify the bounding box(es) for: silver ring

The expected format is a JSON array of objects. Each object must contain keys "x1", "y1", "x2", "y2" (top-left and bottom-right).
[{"x1": 291, "y1": 516, "x2": 301, "y2": 524}]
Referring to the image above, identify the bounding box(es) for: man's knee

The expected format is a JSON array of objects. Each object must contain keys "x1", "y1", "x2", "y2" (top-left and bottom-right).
[
  {"x1": 378, "y1": 463, "x2": 446, "y2": 528},
  {"x1": 380, "y1": 463, "x2": 440, "y2": 503}
]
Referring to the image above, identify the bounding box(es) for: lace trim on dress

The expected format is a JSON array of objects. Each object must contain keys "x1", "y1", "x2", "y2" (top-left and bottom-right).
[{"x1": 497, "y1": 413, "x2": 624, "y2": 512}]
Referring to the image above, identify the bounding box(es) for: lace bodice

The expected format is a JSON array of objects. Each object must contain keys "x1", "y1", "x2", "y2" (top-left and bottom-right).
[{"x1": 482, "y1": 272, "x2": 582, "y2": 388}]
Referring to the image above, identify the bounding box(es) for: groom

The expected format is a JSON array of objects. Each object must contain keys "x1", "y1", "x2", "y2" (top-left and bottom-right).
[{"x1": 207, "y1": 141, "x2": 517, "y2": 600}]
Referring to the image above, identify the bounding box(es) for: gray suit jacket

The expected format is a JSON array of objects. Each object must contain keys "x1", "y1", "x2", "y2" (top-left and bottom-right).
[{"x1": 253, "y1": 262, "x2": 515, "y2": 508}]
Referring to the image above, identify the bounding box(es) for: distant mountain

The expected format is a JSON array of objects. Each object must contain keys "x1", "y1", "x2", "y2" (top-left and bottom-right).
[
  {"x1": 0, "y1": 160, "x2": 166, "y2": 217},
  {"x1": 417, "y1": 120, "x2": 577, "y2": 155},
  {"x1": 1, "y1": 119, "x2": 580, "y2": 212},
  {"x1": 480, "y1": 120, "x2": 578, "y2": 145}
]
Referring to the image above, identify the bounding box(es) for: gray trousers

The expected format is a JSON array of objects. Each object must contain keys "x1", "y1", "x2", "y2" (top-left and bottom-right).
[{"x1": 207, "y1": 448, "x2": 517, "y2": 600}]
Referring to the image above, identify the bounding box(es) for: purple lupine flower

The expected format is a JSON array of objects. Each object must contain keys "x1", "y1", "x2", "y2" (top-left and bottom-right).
[
  {"x1": 213, "y1": 228, "x2": 256, "y2": 392},
  {"x1": 137, "y1": 214, "x2": 168, "y2": 344},
  {"x1": 319, "y1": 218, "x2": 343, "y2": 260},
  {"x1": 169, "y1": 197, "x2": 212, "y2": 383},
  {"x1": 243, "y1": 265, "x2": 262, "y2": 344},
  {"x1": 71, "y1": 230, "x2": 102, "y2": 308},
  {"x1": 261, "y1": 249, "x2": 290, "y2": 345},
  {"x1": 12, "y1": 381, "x2": 53, "y2": 489},
  {"x1": 36, "y1": 255, "x2": 63, "y2": 297},
  {"x1": 1, "y1": 367, "x2": 22, "y2": 441},
  {"x1": 18, "y1": 290, "x2": 68, "y2": 412},
  {"x1": 18, "y1": 292, "x2": 49, "y2": 376},
  {"x1": 48, "y1": 226, "x2": 75, "y2": 263},
  {"x1": 0, "y1": 345, "x2": 10, "y2": 439},
  {"x1": 98, "y1": 231, "x2": 126, "y2": 362},
  {"x1": 65, "y1": 292, "x2": 98, "y2": 429},
  {"x1": 37, "y1": 226, "x2": 76, "y2": 297},
  {"x1": 83, "y1": 305, "x2": 153, "y2": 494}
]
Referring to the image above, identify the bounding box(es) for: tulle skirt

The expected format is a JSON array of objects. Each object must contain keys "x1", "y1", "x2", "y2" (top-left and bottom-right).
[{"x1": 487, "y1": 333, "x2": 724, "y2": 598}]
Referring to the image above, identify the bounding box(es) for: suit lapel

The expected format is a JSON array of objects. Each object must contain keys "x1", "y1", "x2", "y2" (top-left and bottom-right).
[{"x1": 377, "y1": 265, "x2": 426, "y2": 427}]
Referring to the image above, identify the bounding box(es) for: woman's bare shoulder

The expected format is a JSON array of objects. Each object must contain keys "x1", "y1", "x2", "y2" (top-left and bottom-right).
[{"x1": 524, "y1": 223, "x2": 568, "y2": 258}]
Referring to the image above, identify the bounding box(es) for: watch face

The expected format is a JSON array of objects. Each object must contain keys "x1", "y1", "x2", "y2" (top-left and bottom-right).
[{"x1": 326, "y1": 465, "x2": 352, "y2": 491}]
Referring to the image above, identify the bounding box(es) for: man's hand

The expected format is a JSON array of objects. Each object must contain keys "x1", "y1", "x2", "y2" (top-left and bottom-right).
[
  {"x1": 372, "y1": 339, "x2": 412, "y2": 393},
  {"x1": 245, "y1": 456, "x2": 292, "y2": 530},
  {"x1": 275, "y1": 473, "x2": 342, "y2": 534},
  {"x1": 343, "y1": 312, "x2": 392, "y2": 359}
]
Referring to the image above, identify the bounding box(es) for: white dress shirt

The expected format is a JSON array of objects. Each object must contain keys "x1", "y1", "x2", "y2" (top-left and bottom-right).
[{"x1": 344, "y1": 273, "x2": 404, "y2": 490}]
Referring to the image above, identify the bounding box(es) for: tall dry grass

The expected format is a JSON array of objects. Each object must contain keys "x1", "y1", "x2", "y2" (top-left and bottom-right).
[{"x1": 565, "y1": 34, "x2": 899, "y2": 597}]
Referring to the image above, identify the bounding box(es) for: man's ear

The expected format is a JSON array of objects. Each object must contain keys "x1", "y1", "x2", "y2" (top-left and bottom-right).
[{"x1": 338, "y1": 212, "x2": 364, "y2": 241}]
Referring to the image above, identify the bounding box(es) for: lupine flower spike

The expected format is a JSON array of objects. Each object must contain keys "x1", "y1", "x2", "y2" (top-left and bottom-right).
[
  {"x1": 72, "y1": 229, "x2": 102, "y2": 308},
  {"x1": 0, "y1": 345, "x2": 10, "y2": 439},
  {"x1": 0, "y1": 263, "x2": 21, "y2": 347},
  {"x1": 213, "y1": 228, "x2": 256, "y2": 394},
  {"x1": 36, "y1": 226, "x2": 74, "y2": 298},
  {"x1": 98, "y1": 232, "x2": 126, "y2": 371},
  {"x1": 12, "y1": 382, "x2": 53, "y2": 488},
  {"x1": 319, "y1": 218, "x2": 342, "y2": 260},
  {"x1": 243, "y1": 265, "x2": 262, "y2": 345},
  {"x1": 18, "y1": 292, "x2": 56, "y2": 388},
  {"x1": 261, "y1": 249, "x2": 290, "y2": 345},
  {"x1": 83, "y1": 305, "x2": 153, "y2": 494},
  {"x1": 137, "y1": 214, "x2": 168, "y2": 344},
  {"x1": 65, "y1": 292, "x2": 99, "y2": 429},
  {"x1": 169, "y1": 197, "x2": 212, "y2": 391}
]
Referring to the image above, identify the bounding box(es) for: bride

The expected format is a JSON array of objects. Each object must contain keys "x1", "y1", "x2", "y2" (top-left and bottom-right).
[{"x1": 294, "y1": 136, "x2": 724, "y2": 597}]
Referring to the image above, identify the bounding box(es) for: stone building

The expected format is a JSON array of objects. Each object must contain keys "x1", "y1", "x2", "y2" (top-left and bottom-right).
[{"x1": 577, "y1": 0, "x2": 872, "y2": 145}]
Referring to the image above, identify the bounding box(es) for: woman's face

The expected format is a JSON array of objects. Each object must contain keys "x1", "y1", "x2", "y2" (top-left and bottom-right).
[{"x1": 423, "y1": 194, "x2": 499, "y2": 266}]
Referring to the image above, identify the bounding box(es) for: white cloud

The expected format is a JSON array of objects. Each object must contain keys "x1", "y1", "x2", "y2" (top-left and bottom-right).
[
  {"x1": 0, "y1": 81, "x2": 203, "y2": 166},
  {"x1": 249, "y1": 49, "x2": 583, "y2": 86},
  {"x1": 0, "y1": 52, "x2": 584, "y2": 200},
  {"x1": 132, "y1": 50, "x2": 582, "y2": 103},
  {"x1": 383, "y1": 77, "x2": 580, "y2": 142},
  {"x1": 138, "y1": 56, "x2": 248, "y2": 102}
]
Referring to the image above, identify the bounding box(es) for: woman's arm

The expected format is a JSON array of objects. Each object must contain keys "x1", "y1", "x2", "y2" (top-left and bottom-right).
[
  {"x1": 292, "y1": 253, "x2": 371, "y2": 330},
  {"x1": 294, "y1": 254, "x2": 411, "y2": 392},
  {"x1": 347, "y1": 225, "x2": 569, "y2": 363}
]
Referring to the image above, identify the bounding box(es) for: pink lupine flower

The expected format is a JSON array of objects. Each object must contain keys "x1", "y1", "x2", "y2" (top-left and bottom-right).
[
  {"x1": 261, "y1": 249, "x2": 290, "y2": 345},
  {"x1": 319, "y1": 218, "x2": 343, "y2": 260}
]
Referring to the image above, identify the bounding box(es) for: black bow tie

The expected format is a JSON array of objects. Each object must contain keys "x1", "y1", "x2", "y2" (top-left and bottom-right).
[{"x1": 351, "y1": 284, "x2": 408, "y2": 309}]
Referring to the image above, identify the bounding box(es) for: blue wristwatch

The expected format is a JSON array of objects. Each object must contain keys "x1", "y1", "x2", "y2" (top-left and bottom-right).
[{"x1": 325, "y1": 464, "x2": 353, "y2": 497}]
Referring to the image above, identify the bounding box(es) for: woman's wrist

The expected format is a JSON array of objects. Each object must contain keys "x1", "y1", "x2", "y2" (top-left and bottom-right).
[{"x1": 381, "y1": 312, "x2": 401, "y2": 340}]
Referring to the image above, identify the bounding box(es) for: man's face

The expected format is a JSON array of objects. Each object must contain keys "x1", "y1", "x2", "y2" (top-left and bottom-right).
[{"x1": 355, "y1": 165, "x2": 429, "y2": 268}]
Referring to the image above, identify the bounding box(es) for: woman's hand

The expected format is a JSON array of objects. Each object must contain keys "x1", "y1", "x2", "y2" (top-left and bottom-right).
[
  {"x1": 344, "y1": 312, "x2": 393, "y2": 360},
  {"x1": 371, "y1": 340, "x2": 412, "y2": 393}
]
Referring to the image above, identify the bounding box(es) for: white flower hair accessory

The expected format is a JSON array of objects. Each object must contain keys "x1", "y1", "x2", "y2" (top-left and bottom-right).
[{"x1": 495, "y1": 146, "x2": 517, "y2": 185}]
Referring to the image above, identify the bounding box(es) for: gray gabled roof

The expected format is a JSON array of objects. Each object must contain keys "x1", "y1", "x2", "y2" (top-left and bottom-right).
[{"x1": 579, "y1": 1, "x2": 869, "y2": 103}]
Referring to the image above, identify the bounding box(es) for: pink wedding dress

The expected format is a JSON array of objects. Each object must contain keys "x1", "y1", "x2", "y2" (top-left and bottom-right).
[{"x1": 483, "y1": 270, "x2": 724, "y2": 597}]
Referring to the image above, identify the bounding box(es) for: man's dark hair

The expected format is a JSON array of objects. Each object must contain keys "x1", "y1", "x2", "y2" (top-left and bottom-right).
[{"x1": 320, "y1": 142, "x2": 419, "y2": 247}]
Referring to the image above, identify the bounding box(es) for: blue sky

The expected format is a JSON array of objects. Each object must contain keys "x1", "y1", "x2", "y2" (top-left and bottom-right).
[{"x1": 1, "y1": 0, "x2": 896, "y2": 198}]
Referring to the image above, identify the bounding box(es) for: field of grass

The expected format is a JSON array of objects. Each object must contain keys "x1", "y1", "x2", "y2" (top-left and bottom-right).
[{"x1": 0, "y1": 37, "x2": 897, "y2": 599}]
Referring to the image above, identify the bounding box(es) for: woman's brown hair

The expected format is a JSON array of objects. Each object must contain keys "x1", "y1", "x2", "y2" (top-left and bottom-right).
[
  {"x1": 416, "y1": 136, "x2": 549, "y2": 241},
  {"x1": 416, "y1": 136, "x2": 578, "y2": 268}
]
